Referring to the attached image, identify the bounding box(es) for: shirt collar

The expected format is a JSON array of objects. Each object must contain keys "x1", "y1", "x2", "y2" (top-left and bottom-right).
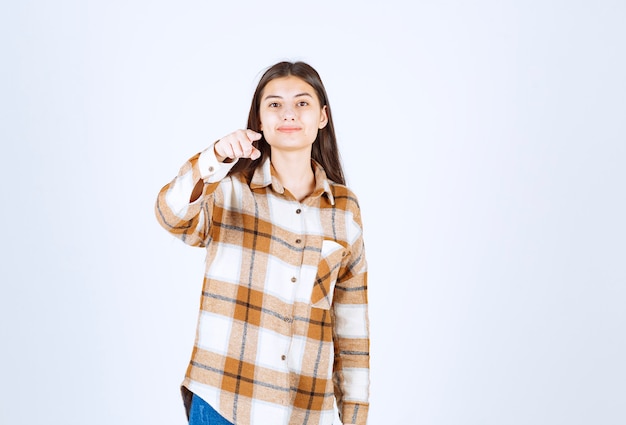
[{"x1": 249, "y1": 157, "x2": 335, "y2": 205}]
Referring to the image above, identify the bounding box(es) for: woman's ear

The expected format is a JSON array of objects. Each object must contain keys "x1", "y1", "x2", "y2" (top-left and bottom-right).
[{"x1": 319, "y1": 105, "x2": 328, "y2": 129}]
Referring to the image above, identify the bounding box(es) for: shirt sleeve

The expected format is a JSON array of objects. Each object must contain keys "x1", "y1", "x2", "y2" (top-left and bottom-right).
[
  {"x1": 332, "y1": 202, "x2": 370, "y2": 425},
  {"x1": 154, "y1": 144, "x2": 238, "y2": 247}
]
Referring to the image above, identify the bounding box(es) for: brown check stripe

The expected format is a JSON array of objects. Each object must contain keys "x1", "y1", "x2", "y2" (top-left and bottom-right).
[{"x1": 156, "y1": 148, "x2": 370, "y2": 424}]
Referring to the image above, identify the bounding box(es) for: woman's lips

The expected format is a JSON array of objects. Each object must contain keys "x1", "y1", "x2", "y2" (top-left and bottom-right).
[{"x1": 277, "y1": 126, "x2": 302, "y2": 133}]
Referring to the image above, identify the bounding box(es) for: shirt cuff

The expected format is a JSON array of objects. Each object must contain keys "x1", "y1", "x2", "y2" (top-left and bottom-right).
[
  {"x1": 340, "y1": 402, "x2": 369, "y2": 425},
  {"x1": 198, "y1": 143, "x2": 238, "y2": 182}
]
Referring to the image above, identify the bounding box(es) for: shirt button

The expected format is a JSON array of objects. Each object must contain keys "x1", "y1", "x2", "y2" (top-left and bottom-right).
[
  {"x1": 296, "y1": 208, "x2": 302, "y2": 214},
  {"x1": 281, "y1": 355, "x2": 287, "y2": 361},
  {"x1": 291, "y1": 277, "x2": 297, "y2": 283},
  {"x1": 295, "y1": 239, "x2": 302, "y2": 244},
  {"x1": 284, "y1": 317, "x2": 293, "y2": 323},
  {"x1": 208, "y1": 166, "x2": 214, "y2": 172}
]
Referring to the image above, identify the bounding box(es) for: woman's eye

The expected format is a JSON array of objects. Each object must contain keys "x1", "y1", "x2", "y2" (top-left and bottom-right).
[
  {"x1": 269, "y1": 102, "x2": 279, "y2": 108},
  {"x1": 297, "y1": 101, "x2": 309, "y2": 107}
]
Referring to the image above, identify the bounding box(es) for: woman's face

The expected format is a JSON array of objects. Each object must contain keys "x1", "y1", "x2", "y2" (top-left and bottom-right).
[{"x1": 259, "y1": 76, "x2": 328, "y2": 153}]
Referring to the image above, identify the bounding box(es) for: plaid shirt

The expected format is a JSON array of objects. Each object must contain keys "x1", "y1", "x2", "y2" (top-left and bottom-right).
[{"x1": 155, "y1": 145, "x2": 370, "y2": 425}]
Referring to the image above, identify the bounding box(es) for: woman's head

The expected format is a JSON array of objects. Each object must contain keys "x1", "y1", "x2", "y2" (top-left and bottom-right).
[{"x1": 230, "y1": 61, "x2": 345, "y2": 185}]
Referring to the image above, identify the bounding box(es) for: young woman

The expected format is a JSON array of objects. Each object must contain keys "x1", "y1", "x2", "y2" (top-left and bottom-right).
[{"x1": 155, "y1": 61, "x2": 370, "y2": 425}]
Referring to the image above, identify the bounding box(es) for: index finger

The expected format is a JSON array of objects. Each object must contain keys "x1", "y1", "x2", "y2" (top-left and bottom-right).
[{"x1": 246, "y1": 129, "x2": 262, "y2": 142}]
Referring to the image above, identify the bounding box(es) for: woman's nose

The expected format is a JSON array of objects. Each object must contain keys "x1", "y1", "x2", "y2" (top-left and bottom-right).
[{"x1": 282, "y1": 107, "x2": 295, "y2": 120}]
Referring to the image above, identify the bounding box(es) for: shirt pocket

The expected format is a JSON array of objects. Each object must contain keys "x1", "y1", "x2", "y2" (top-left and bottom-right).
[{"x1": 311, "y1": 240, "x2": 346, "y2": 310}]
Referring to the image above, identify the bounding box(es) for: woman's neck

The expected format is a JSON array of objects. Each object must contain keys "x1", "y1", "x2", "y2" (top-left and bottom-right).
[{"x1": 270, "y1": 149, "x2": 315, "y2": 202}]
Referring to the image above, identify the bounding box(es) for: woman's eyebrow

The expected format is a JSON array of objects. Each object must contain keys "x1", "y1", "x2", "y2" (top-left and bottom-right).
[{"x1": 263, "y1": 92, "x2": 313, "y2": 101}]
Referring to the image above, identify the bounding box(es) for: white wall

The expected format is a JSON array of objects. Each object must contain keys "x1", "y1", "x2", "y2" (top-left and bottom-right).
[{"x1": 1, "y1": 1, "x2": 625, "y2": 424}]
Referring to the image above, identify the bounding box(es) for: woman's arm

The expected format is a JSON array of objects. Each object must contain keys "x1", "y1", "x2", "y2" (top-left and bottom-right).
[
  {"x1": 155, "y1": 143, "x2": 233, "y2": 247},
  {"x1": 332, "y1": 203, "x2": 370, "y2": 425},
  {"x1": 155, "y1": 130, "x2": 262, "y2": 247}
]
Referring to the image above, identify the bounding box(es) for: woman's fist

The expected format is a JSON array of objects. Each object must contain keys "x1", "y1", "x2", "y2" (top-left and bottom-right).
[{"x1": 214, "y1": 129, "x2": 262, "y2": 162}]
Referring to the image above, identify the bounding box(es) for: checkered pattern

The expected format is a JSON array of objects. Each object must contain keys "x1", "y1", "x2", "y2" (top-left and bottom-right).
[{"x1": 155, "y1": 146, "x2": 370, "y2": 425}]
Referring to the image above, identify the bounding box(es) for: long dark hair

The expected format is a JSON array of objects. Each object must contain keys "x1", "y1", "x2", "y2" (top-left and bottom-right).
[{"x1": 228, "y1": 61, "x2": 345, "y2": 185}]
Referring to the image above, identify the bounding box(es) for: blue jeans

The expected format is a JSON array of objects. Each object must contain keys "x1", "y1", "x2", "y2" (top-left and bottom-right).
[{"x1": 188, "y1": 393, "x2": 233, "y2": 425}]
